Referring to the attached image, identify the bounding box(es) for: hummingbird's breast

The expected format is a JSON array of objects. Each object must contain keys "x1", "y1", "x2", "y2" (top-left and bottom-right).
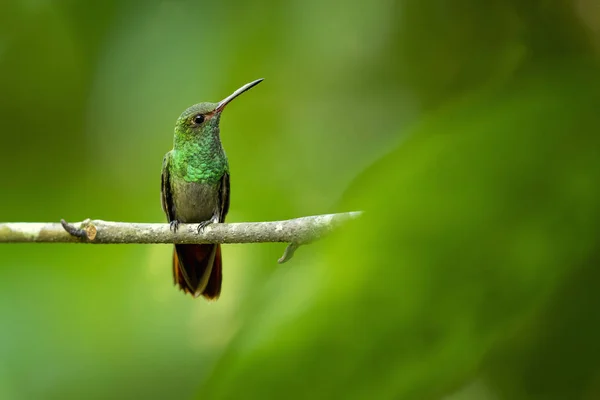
[{"x1": 171, "y1": 178, "x2": 219, "y2": 223}]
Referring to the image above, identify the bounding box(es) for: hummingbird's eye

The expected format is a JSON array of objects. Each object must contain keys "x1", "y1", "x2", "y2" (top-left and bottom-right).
[{"x1": 193, "y1": 114, "x2": 205, "y2": 125}]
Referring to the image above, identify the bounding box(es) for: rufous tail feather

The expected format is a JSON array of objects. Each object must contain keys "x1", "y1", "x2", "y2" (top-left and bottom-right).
[{"x1": 172, "y1": 244, "x2": 222, "y2": 299}]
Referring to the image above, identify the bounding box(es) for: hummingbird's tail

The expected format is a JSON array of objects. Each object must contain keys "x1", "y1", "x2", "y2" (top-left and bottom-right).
[{"x1": 172, "y1": 244, "x2": 222, "y2": 299}]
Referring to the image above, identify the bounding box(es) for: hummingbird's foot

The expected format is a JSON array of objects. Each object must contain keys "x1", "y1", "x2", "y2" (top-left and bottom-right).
[
  {"x1": 169, "y1": 220, "x2": 180, "y2": 233},
  {"x1": 196, "y1": 220, "x2": 213, "y2": 233}
]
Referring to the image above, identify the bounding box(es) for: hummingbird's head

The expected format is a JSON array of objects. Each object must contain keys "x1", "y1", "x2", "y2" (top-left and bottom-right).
[
  {"x1": 175, "y1": 102, "x2": 220, "y2": 137},
  {"x1": 174, "y1": 78, "x2": 264, "y2": 138}
]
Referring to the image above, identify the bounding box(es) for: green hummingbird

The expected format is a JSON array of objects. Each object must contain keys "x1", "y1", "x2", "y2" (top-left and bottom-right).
[{"x1": 161, "y1": 78, "x2": 263, "y2": 299}]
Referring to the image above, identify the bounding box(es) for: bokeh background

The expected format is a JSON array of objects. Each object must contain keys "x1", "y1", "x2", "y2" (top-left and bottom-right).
[{"x1": 1, "y1": 0, "x2": 600, "y2": 399}]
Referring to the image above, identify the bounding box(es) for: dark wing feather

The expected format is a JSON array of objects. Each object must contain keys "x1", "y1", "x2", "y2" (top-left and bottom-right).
[
  {"x1": 161, "y1": 151, "x2": 175, "y2": 222},
  {"x1": 219, "y1": 171, "x2": 230, "y2": 222}
]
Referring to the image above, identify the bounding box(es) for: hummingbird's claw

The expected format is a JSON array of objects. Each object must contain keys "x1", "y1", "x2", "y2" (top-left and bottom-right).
[
  {"x1": 196, "y1": 220, "x2": 213, "y2": 233},
  {"x1": 169, "y1": 220, "x2": 180, "y2": 233}
]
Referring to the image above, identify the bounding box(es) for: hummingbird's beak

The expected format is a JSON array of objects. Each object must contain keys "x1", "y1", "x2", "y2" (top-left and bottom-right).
[{"x1": 215, "y1": 78, "x2": 264, "y2": 113}]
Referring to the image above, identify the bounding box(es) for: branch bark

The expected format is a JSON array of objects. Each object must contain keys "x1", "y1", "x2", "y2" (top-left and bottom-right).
[{"x1": 0, "y1": 212, "x2": 362, "y2": 263}]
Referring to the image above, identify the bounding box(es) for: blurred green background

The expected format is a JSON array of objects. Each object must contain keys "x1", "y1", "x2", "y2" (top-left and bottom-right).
[{"x1": 1, "y1": 0, "x2": 600, "y2": 399}]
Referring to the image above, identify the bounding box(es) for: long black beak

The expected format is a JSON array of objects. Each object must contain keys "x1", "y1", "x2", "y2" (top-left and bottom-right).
[{"x1": 215, "y1": 78, "x2": 264, "y2": 113}]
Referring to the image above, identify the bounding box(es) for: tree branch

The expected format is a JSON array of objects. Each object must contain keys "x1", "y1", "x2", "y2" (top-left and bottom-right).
[{"x1": 0, "y1": 212, "x2": 362, "y2": 263}]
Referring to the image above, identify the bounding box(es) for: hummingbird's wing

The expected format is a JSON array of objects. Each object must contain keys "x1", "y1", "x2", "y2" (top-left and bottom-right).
[
  {"x1": 218, "y1": 171, "x2": 230, "y2": 222},
  {"x1": 161, "y1": 151, "x2": 174, "y2": 221}
]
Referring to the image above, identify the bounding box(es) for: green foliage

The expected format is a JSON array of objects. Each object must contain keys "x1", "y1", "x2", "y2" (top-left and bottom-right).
[{"x1": 1, "y1": 0, "x2": 599, "y2": 399}]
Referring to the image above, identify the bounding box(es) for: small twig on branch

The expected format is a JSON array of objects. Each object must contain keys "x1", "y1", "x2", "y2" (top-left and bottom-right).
[
  {"x1": 278, "y1": 242, "x2": 299, "y2": 264},
  {"x1": 0, "y1": 212, "x2": 362, "y2": 263},
  {"x1": 60, "y1": 219, "x2": 89, "y2": 239}
]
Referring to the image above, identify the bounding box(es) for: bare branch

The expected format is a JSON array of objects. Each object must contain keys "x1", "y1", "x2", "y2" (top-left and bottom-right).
[{"x1": 0, "y1": 212, "x2": 362, "y2": 261}]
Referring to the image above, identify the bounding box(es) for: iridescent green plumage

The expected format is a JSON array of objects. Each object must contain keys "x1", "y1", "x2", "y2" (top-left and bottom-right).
[{"x1": 160, "y1": 79, "x2": 263, "y2": 299}]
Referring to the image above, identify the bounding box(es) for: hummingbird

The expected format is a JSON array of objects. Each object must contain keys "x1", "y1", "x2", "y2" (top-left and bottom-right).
[{"x1": 161, "y1": 79, "x2": 263, "y2": 299}]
